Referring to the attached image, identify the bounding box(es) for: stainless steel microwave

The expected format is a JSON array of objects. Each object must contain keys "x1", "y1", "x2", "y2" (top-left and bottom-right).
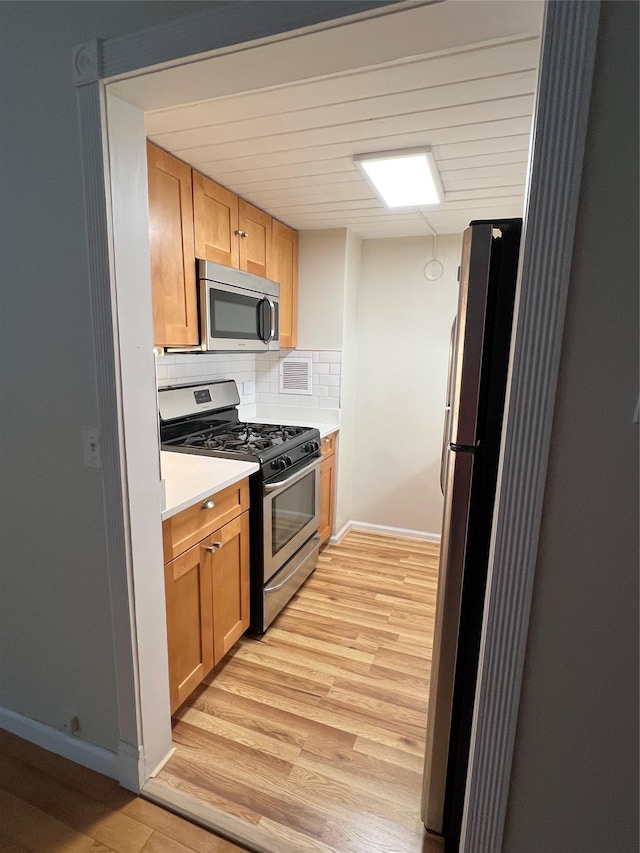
[{"x1": 198, "y1": 260, "x2": 280, "y2": 352}]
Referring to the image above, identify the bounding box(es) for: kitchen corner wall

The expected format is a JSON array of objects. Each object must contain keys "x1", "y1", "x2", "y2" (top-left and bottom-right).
[{"x1": 350, "y1": 233, "x2": 461, "y2": 536}]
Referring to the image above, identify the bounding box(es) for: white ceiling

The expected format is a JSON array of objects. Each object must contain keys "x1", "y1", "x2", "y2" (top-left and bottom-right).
[{"x1": 133, "y1": 1, "x2": 544, "y2": 238}]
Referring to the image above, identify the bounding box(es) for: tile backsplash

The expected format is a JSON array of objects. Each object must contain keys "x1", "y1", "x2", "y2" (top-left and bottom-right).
[
  {"x1": 156, "y1": 350, "x2": 341, "y2": 410},
  {"x1": 156, "y1": 353, "x2": 258, "y2": 405},
  {"x1": 256, "y1": 350, "x2": 341, "y2": 410}
]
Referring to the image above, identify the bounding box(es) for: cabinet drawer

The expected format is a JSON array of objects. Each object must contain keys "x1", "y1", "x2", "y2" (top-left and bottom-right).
[
  {"x1": 163, "y1": 479, "x2": 249, "y2": 562},
  {"x1": 320, "y1": 431, "x2": 338, "y2": 458}
]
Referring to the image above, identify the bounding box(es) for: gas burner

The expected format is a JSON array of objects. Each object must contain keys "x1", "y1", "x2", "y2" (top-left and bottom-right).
[
  {"x1": 223, "y1": 437, "x2": 273, "y2": 452},
  {"x1": 183, "y1": 432, "x2": 226, "y2": 450}
]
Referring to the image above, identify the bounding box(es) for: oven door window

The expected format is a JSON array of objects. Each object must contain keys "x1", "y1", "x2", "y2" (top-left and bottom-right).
[
  {"x1": 209, "y1": 288, "x2": 261, "y2": 341},
  {"x1": 272, "y1": 471, "x2": 316, "y2": 555}
]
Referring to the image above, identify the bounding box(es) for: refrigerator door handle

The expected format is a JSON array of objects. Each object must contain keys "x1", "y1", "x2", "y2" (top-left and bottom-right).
[
  {"x1": 450, "y1": 224, "x2": 493, "y2": 448},
  {"x1": 440, "y1": 318, "x2": 458, "y2": 495}
]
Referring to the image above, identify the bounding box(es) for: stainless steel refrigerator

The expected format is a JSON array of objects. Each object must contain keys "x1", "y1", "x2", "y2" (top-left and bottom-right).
[{"x1": 422, "y1": 218, "x2": 522, "y2": 850}]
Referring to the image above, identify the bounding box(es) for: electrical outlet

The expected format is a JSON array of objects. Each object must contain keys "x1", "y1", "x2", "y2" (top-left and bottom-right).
[
  {"x1": 61, "y1": 714, "x2": 80, "y2": 735},
  {"x1": 81, "y1": 426, "x2": 101, "y2": 467},
  {"x1": 242, "y1": 380, "x2": 255, "y2": 396}
]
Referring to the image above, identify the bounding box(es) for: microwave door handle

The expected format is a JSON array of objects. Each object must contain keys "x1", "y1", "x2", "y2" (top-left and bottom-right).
[
  {"x1": 257, "y1": 298, "x2": 269, "y2": 343},
  {"x1": 265, "y1": 298, "x2": 276, "y2": 343}
]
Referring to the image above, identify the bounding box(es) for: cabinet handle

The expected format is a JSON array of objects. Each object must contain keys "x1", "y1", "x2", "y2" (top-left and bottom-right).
[
  {"x1": 201, "y1": 499, "x2": 216, "y2": 510},
  {"x1": 204, "y1": 541, "x2": 223, "y2": 552},
  {"x1": 323, "y1": 437, "x2": 331, "y2": 443},
  {"x1": 234, "y1": 229, "x2": 248, "y2": 238}
]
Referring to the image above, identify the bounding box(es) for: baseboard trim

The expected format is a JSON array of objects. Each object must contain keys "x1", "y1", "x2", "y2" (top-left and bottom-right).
[
  {"x1": 345, "y1": 520, "x2": 441, "y2": 543},
  {"x1": 0, "y1": 706, "x2": 118, "y2": 780},
  {"x1": 330, "y1": 521, "x2": 352, "y2": 545}
]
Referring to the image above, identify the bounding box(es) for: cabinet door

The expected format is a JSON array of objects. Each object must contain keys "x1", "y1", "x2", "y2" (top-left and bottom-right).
[
  {"x1": 238, "y1": 199, "x2": 271, "y2": 278},
  {"x1": 193, "y1": 171, "x2": 239, "y2": 268},
  {"x1": 269, "y1": 220, "x2": 298, "y2": 348},
  {"x1": 319, "y1": 453, "x2": 336, "y2": 547},
  {"x1": 147, "y1": 142, "x2": 198, "y2": 347},
  {"x1": 210, "y1": 511, "x2": 250, "y2": 665},
  {"x1": 164, "y1": 542, "x2": 214, "y2": 714}
]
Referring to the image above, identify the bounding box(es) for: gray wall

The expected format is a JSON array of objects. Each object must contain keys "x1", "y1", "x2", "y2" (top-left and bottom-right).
[
  {"x1": 0, "y1": 1, "x2": 212, "y2": 752},
  {"x1": 503, "y1": 2, "x2": 639, "y2": 849}
]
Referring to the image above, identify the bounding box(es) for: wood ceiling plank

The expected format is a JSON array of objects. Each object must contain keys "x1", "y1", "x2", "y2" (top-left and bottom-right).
[
  {"x1": 160, "y1": 94, "x2": 534, "y2": 163},
  {"x1": 443, "y1": 171, "x2": 527, "y2": 191},
  {"x1": 190, "y1": 116, "x2": 534, "y2": 177},
  {"x1": 146, "y1": 38, "x2": 541, "y2": 134},
  {"x1": 149, "y1": 72, "x2": 537, "y2": 152}
]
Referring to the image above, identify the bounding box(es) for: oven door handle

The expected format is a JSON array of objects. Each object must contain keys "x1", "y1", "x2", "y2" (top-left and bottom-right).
[
  {"x1": 264, "y1": 535, "x2": 320, "y2": 593},
  {"x1": 264, "y1": 457, "x2": 321, "y2": 493}
]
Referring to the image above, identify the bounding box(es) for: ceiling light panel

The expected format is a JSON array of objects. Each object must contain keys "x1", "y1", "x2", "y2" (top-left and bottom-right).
[{"x1": 354, "y1": 147, "x2": 444, "y2": 208}]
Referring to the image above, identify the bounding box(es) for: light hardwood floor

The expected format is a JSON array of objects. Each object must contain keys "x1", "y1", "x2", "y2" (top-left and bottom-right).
[
  {"x1": 150, "y1": 530, "x2": 443, "y2": 853},
  {"x1": 0, "y1": 727, "x2": 247, "y2": 852}
]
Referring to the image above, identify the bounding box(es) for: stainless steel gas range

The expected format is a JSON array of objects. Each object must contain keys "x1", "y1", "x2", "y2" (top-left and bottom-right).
[{"x1": 158, "y1": 380, "x2": 321, "y2": 633}]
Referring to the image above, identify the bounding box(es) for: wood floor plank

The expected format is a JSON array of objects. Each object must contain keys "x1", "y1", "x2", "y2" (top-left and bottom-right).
[
  {"x1": 0, "y1": 729, "x2": 120, "y2": 805},
  {"x1": 175, "y1": 705, "x2": 303, "y2": 763},
  {"x1": 0, "y1": 785, "x2": 95, "y2": 852},
  {"x1": 0, "y1": 734, "x2": 247, "y2": 853},
  {"x1": 152, "y1": 530, "x2": 442, "y2": 853},
  {"x1": 352, "y1": 735, "x2": 427, "y2": 773},
  {"x1": 0, "y1": 751, "x2": 154, "y2": 853},
  {"x1": 110, "y1": 794, "x2": 243, "y2": 853}
]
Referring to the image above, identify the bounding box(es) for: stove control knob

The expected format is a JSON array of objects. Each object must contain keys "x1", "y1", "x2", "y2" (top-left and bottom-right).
[
  {"x1": 283, "y1": 455, "x2": 293, "y2": 468},
  {"x1": 271, "y1": 458, "x2": 287, "y2": 471},
  {"x1": 312, "y1": 440, "x2": 320, "y2": 453}
]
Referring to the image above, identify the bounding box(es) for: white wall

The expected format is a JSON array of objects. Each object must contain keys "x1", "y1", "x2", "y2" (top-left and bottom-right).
[
  {"x1": 0, "y1": 0, "x2": 213, "y2": 753},
  {"x1": 297, "y1": 229, "x2": 348, "y2": 350},
  {"x1": 335, "y1": 229, "x2": 362, "y2": 534},
  {"x1": 350, "y1": 235, "x2": 461, "y2": 535},
  {"x1": 503, "y1": 2, "x2": 639, "y2": 848}
]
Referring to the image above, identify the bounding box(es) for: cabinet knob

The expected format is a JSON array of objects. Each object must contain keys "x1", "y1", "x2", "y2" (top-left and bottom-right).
[
  {"x1": 204, "y1": 541, "x2": 223, "y2": 552},
  {"x1": 234, "y1": 229, "x2": 249, "y2": 238},
  {"x1": 201, "y1": 499, "x2": 216, "y2": 510}
]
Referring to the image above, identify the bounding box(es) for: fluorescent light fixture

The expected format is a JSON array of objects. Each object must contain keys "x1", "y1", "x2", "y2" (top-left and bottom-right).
[{"x1": 354, "y1": 147, "x2": 443, "y2": 208}]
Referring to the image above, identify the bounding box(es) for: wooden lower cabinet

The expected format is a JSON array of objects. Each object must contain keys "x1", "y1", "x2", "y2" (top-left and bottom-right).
[
  {"x1": 163, "y1": 502, "x2": 250, "y2": 714},
  {"x1": 164, "y1": 542, "x2": 213, "y2": 714},
  {"x1": 211, "y1": 511, "x2": 250, "y2": 665},
  {"x1": 318, "y1": 431, "x2": 338, "y2": 547}
]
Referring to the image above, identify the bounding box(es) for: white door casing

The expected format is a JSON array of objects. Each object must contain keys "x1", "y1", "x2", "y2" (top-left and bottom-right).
[{"x1": 72, "y1": 1, "x2": 600, "y2": 849}]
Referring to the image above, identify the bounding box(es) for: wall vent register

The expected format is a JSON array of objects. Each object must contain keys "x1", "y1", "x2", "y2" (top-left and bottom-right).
[{"x1": 280, "y1": 357, "x2": 312, "y2": 395}]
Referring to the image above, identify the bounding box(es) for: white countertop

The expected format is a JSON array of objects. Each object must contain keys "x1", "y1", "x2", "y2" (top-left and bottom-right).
[
  {"x1": 160, "y1": 451, "x2": 258, "y2": 521},
  {"x1": 243, "y1": 417, "x2": 339, "y2": 439}
]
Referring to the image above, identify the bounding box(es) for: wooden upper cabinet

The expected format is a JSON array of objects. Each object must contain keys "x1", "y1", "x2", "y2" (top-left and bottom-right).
[
  {"x1": 269, "y1": 220, "x2": 298, "y2": 349},
  {"x1": 146, "y1": 142, "x2": 198, "y2": 348},
  {"x1": 238, "y1": 200, "x2": 271, "y2": 278},
  {"x1": 193, "y1": 172, "x2": 239, "y2": 268}
]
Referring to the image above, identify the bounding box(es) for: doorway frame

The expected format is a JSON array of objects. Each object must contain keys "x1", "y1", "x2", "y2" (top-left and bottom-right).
[{"x1": 73, "y1": 1, "x2": 601, "y2": 849}]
